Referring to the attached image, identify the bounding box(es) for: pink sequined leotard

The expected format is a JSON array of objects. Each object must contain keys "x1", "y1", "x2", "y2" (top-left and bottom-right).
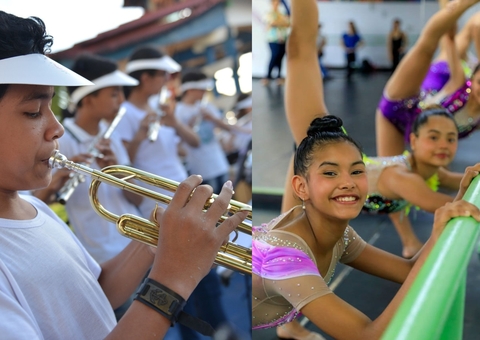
[{"x1": 252, "y1": 206, "x2": 367, "y2": 330}]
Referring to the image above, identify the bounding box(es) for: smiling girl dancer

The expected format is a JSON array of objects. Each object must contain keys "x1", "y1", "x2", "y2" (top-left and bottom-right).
[
  {"x1": 252, "y1": 113, "x2": 480, "y2": 338},
  {"x1": 256, "y1": 0, "x2": 480, "y2": 338}
]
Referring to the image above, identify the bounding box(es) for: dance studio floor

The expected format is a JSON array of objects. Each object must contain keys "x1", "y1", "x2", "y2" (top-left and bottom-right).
[{"x1": 252, "y1": 70, "x2": 480, "y2": 340}]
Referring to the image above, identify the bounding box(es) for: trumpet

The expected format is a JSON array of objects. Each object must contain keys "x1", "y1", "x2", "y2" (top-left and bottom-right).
[
  {"x1": 148, "y1": 87, "x2": 169, "y2": 142},
  {"x1": 57, "y1": 107, "x2": 126, "y2": 204},
  {"x1": 49, "y1": 150, "x2": 252, "y2": 275}
]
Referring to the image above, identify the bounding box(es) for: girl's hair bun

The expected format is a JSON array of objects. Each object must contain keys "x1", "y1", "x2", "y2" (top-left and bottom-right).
[{"x1": 307, "y1": 115, "x2": 343, "y2": 137}]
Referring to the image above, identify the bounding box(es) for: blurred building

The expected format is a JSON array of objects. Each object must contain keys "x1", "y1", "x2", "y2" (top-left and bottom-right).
[{"x1": 51, "y1": 0, "x2": 251, "y2": 110}]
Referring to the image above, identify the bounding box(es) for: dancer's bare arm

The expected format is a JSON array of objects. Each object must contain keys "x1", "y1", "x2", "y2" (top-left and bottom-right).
[{"x1": 301, "y1": 199, "x2": 480, "y2": 339}]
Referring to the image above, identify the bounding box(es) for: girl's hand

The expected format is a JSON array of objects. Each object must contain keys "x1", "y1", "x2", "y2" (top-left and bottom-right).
[
  {"x1": 455, "y1": 163, "x2": 480, "y2": 201},
  {"x1": 432, "y1": 200, "x2": 480, "y2": 238}
]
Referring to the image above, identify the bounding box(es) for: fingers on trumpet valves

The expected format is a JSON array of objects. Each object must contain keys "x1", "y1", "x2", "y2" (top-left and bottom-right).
[
  {"x1": 150, "y1": 203, "x2": 164, "y2": 228},
  {"x1": 189, "y1": 183, "x2": 215, "y2": 212},
  {"x1": 170, "y1": 175, "x2": 203, "y2": 209},
  {"x1": 203, "y1": 181, "x2": 235, "y2": 220}
]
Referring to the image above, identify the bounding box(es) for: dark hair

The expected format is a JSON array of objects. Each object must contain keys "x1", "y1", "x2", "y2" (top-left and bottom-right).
[
  {"x1": 294, "y1": 115, "x2": 363, "y2": 177},
  {"x1": 181, "y1": 70, "x2": 207, "y2": 84},
  {"x1": 411, "y1": 107, "x2": 458, "y2": 136},
  {"x1": 348, "y1": 21, "x2": 358, "y2": 35},
  {"x1": 127, "y1": 46, "x2": 164, "y2": 80},
  {"x1": 66, "y1": 53, "x2": 118, "y2": 103},
  {"x1": 179, "y1": 70, "x2": 208, "y2": 99},
  {"x1": 124, "y1": 46, "x2": 164, "y2": 98},
  {"x1": 0, "y1": 11, "x2": 53, "y2": 98}
]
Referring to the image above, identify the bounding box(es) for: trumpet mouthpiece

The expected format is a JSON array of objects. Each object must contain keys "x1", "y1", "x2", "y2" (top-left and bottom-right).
[{"x1": 48, "y1": 150, "x2": 68, "y2": 169}]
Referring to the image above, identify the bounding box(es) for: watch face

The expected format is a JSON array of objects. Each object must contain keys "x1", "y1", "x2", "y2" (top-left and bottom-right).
[{"x1": 151, "y1": 288, "x2": 168, "y2": 307}]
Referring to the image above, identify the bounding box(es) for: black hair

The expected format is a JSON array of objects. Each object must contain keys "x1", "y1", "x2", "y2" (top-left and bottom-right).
[
  {"x1": 181, "y1": 70, "x2": 207, "y2": 84},
  {"x1": 348, "y1": 21, "x2": 358, "y2": 35},
  {"x1": 411, "y1": 106, "x2": 458, "y2": 136},
  {"x1": 294, "y1": 115, "x2": 363, "y2": 177},
  {"x1": 67, "y1": 53, "x2": 117, "y2": 96},
  {"x1": 0, "y1": 11, "x2": 53, "y2": 99},
  {"x1": 179, "y1": 70, "x2": 208, "y2": 99},
  {"x1": 124, "y1": 46, "x2": 164, "y2": 98}
]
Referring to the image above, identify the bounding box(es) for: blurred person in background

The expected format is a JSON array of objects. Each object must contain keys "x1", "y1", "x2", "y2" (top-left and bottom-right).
[
  {"x1": 261, "y1": 0, "x2": 290, "y2": 86},
  {"x1": 387, "y1": 18, "x2": 408, "y2": 72},
  {"x1": 174, "y1": 69, "x2": 240, "y2": 339},
  {"x1": 111, "y1": 46, "x2": 199, "y2": 218},
  {"x1": 341, "y1": 20, "x2": 364, "y2": 79}
]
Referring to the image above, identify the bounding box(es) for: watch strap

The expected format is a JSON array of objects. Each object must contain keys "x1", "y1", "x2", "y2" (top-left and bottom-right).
[{"x1": 134, "y1": 278, "x2": 215, "y2": 336}]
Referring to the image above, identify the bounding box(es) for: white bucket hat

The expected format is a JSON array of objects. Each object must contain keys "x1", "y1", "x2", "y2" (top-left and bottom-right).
[{"x1": 0, "y1": 54, "x2": 92, "y2": 86}]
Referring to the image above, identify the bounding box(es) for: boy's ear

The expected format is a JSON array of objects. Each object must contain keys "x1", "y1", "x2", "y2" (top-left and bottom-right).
[
  {"x1": 80, "y1": 94, "x2": 92, "y2": 109},
  {"x1": 292, "y1": 175, "x2": 309, "y2": 201}
]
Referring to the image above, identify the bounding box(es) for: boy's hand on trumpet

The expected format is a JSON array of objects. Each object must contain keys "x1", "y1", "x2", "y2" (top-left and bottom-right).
[{"x1": 148, "y1": 175, "x2": 249, "y2": 300}]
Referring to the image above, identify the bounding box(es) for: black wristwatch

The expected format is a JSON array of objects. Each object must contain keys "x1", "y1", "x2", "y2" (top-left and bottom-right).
[
  {"x1": 134, "y1": 277, "x2": 186, "y2": 324},
  {"x1": 134, "y1": 278, "x2": 215, "y2": 336}
]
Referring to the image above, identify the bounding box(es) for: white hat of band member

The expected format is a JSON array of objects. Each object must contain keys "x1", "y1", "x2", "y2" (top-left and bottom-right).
[
  {"x1": 125, "y1": 55, "x2": 182, "y2": 74},
  {"x1": 69, "y1": 70, "x2": 139, "y2": 110},
  {"x1": 0, "y1": 54, "x2": 93, "y2": 86},
  {"x1": 179, "y1": 78, "x2": 214, "y2": 94}
]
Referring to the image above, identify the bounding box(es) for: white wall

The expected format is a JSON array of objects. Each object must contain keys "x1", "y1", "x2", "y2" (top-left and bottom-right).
[
  {"x1": 226, "y1": 0, "x2": 252, "y2": 27},
  {"x1": 253, "y1": 0, "x2": 480, "y2": 77}
]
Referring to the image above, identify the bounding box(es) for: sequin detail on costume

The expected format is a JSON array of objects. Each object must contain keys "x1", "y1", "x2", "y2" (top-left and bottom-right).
[
  {"x1": 252, "y1": 221, "x2": 357, "y2": 330},
  {"x1": 362, "y1": 154, "x2": 409, "y2": 214},
  {"x1": 363, "y1": 194, "x2": 409, "y2": 215}
]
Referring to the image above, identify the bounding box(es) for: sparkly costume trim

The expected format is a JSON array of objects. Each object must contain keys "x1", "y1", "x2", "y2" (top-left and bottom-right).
[
  {"x1": 379, "y1": 80, "x2": 477, "y2": 142},
  {"x1": 252, "y1": 220, "x2": 354, "y2": 330}
]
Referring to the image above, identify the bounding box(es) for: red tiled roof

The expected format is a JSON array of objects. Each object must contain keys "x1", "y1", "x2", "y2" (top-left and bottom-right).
[{"x1": 51, "y1": 0, "x2": 226, "y2": 60}]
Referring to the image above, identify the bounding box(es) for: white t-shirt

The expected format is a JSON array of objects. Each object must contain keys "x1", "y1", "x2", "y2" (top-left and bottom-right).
[
  {"x1": 175, "y1": 101, "x2": 229, "y2": 180},
  {"x1": 58, "y1": 118, "x2": 137, "y2": 263},
  {"x1": 231, "y1": 113, "x2": 252, "y2": 155},
  {"x1": 112, "y1": 101, "x2": 189, "y2": 217},
  {"x1": 0, "y1": 195, "x2": 116, "y2": 339}
]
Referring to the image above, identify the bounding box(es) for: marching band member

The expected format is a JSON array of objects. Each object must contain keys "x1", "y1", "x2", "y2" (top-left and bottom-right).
[
  {"x1": 112, "y1": 46, "x2": 200, "y2": 218},
  {"x1": 0, "y1": 11, "x2": 248, "y2": 338}
]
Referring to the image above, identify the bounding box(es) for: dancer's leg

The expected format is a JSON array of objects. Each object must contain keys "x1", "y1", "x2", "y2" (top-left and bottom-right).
[
  {"x1": 375, "y1": 109, "x2": 406, "y2": 157},
  {"x1": 389, "y1": 212, "x2": 423, "y2": 259},
  {"x1": 385, "y1": 0, "x2": 477, "y2": 100}
]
